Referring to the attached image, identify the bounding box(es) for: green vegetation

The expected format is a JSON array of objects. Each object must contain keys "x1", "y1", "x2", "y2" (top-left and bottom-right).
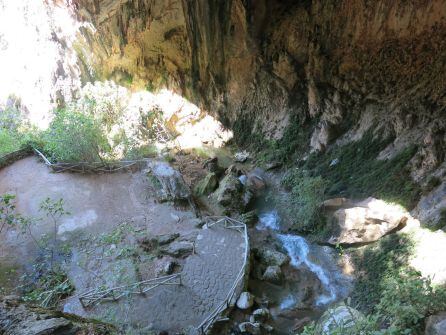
[
  {"x1": 0, "y1": 130, "x2": 20, "y2": 155},
  {"x1": 300, "y1": 233, "x2": 446, "y2": 335},
  {"x1": 1, "y1": 195, "x2": 75, "y2": 308},
  {"x1": 233, "y1": 113, "x2": 313, "y2": 165},
  {"x1": 282, "y1": 170, "x2": 327, "y2": 233},
  {"x1": 22, "y1": 265, "x2": 74, "y2": 308},
  {"x1": 0, "y1": 194, "x2": 19, "y2": 234},
  {"x1": 300, "y1": 130, "x2": 420, "y2": 208},
  {"x1": 0, "y1": 101, "x2": 41, "y2": 156},
  {"x1": 42, "y1": 108, "x2": 110, "y2": 162},
  {"x1": 351, "y1": 233, "x2": 416, "y2": 311}
]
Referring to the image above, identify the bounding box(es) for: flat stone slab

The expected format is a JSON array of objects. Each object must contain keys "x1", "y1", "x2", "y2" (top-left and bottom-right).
[{"x1": 64, "y1": 223, "x2": 246, "y2": 334}]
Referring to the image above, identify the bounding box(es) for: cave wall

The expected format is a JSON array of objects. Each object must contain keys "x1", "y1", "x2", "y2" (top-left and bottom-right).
[
  {"x1": 73, "y1": 0, "x2": 446, "y2": 222},
  {"x1": 74, "y1": 0, "x2": 446, "y2": 139}
]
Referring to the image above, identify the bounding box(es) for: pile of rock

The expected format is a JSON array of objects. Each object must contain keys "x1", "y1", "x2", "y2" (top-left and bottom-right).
[
  {"x1": 235, "y1": 292, "x2": 274, "y2": 334},
  {"x1": 252, "y1": 246, "x2": 290, "y2": 285},
  {"x1": 193, "y1": 156, "x2": 267, "y2": 216}
]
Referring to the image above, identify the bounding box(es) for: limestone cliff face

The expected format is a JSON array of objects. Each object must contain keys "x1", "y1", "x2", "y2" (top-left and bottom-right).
[{"x1": 73, "y1": 0, "x2": 446, "y2": 222}]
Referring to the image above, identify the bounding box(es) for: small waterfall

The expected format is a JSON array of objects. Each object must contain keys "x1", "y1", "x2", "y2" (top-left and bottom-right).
[
  {"x1": 257, "y1": 210, "x2": 349, "y2": 307},
  {"x1": 256, "y1": 210, "x2": 281, "y2": 231},
  {"x1": 278, "y1": 234, "x2": 337, "y2": 306}
]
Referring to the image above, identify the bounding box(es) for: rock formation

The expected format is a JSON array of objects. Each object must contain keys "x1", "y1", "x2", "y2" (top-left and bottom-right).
[{"x1": 64, "y1": 0, "x2": 446, "y2": 227}]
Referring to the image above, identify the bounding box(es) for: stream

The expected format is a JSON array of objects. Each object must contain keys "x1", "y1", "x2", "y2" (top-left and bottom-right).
[{"x1": 256, "y1": 209, "x2": 352, "y2": 312}]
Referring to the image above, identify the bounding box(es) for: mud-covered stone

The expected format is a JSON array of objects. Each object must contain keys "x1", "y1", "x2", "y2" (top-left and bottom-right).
[
  {"x1": 161, "y1": 241, "x2": 193, "y2": 258},
  {"x1": 254, "y1": 247, "x2": 290, "y2": 267},
  {"x1": 193, "y1": 172, "x2": 218, "y2": 196}
]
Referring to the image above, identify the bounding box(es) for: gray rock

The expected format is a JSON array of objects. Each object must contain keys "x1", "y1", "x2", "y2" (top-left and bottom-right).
[
  {"x1": 413, "y1": 182, "x2": 446, "y2": 230},
  {"x1": 425, "y1": 312, "x2": 446, "y2": 335},
  {"x1": 262, "y1": 265, "x2": 283, "y2": 284},
  {"x1": 236, "y1": 291, "x2": 254, "y2": 310},
  {"x1": 255, "y1": 247, "x2": 290, "y2": 267},
  {"x1": 212, "y1": 173, "x2": 246, "y2": 214},
  {"x1": 246, "y1": 168, "x2": 267, "y2": 195},
  {"x1": 193, "y1": 172, "x2": 219, "y2": 196},
  {"x1": 203, "y1": 157, "x2": 221, "y2": 174},
  {"x1": 225, "y1": 164, "x2": 243, "y2": 176},
  {"x1": 316, "y1": 304, "x2": 363, "y2": 334},
  {"x1": 0, "y1": 296, "x2": 114, "y2": 335},
  {"x1": 154, "y1": 257, "x2": 178, "y2": 276},
  {"x1": 214, "y1": 174, "x2": 243, "y2": 206},
  {"x1": 156, "y1": 233, "x2": 180, "y2": 245},
  {"x1": 138, "y1": 233, "x2": 179, "y2": 251},
  {"x1": 147, "y1": 161, "x2": 191, "y2": 202},
  {"x1": 161, "y1": 241, "x2": 193, "y2": 258},
  {"x1": 327, "y1": 197, "x2": 408, "y2": 245},
  {"x1": 250, "y1": 308, "x2": 270, "y2": 323},
  {"x1": 238, "y1": 321, "x2": 261, "y2": 334},
  {"x1": 234, "y1": 151, "x2": 250, "y2": 163},
  {"x1": 21, "y1": 318, "x2": 73, "y2": 335}
]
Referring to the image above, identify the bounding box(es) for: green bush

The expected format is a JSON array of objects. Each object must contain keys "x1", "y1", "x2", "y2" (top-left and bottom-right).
[
  {"x1": 232, "y1": 113, "x2": 313, "y2": 165},
  {"x1": 332, "y1": 233, "x2": 446, "y2": 335},
  {"x1": 302, "y1": 130, "x2": 420, "y2": 209},
  {"x1": 376, "y1": 270, "x2": 446, "y2": 333},
  {"x1": 43, "y1": 108, "x2": 110, "y2": 162},
  {"x1": 282, "y1": 170, "x2": 327, "y2": 233},
  {"x1": 0, "y1": 130, "x2": 20, "y2": 156}
]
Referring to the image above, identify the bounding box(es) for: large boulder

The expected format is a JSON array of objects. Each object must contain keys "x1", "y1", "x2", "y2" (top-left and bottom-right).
[
  {"x1": 316, "y1": 304, "x2": 363, "y2": 334},
  {"x1": 246, "y1": 168, "x2": 267, "y2": 195},
  {"x1": 327, "y1": 198, "x2": 408, "y2": 245},
  {"x1": 212, "y1": 173, "x2": 244, "y2": 213},
  {"x1": 425, "y1": 312, "x2": 446, "y2": 335},
  {"x1": 413, "y1": 182, "x2": 446, "y2": 230},
  {"x1": 193, "y1": 172, "x2": 218, "y2": 196},
  {"x1": 147, "y1": 161, "x2": 191, "y2": 202}
]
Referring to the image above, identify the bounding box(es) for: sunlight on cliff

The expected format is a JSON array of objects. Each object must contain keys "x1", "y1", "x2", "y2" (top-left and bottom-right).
[
  {"x1": 75, "y1": 82, "x2": 232, "y2": 156},
  {"x1": 0, "y1": 0, "x2": 82, "y2": 128},
  {"x1": 0, "y1": 0, "x2": 231, "y2": 154}
]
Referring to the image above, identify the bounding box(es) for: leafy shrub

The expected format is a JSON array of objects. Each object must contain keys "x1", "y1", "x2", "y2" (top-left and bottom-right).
[
  {"x1": 351, "y1": 233, "x2": 415, "y2": 311},
  {"x1": 330, "y1": 233, "x2": 446, "y2": 335},
  {"x1": 282, "y1": 170, "x2": 327, "y2": 233},
  {"x1": 22, "y1": 265, "x2": 74, "y2": 308},
  {"x1": 233, "y1": 113, "x2": 313, "y2": 165},
  {"x1": 376, "y1": 270, "x2": 446, "y2": 333},
  {"x1": 0, "y1": 130, "x2": 20, "y2": 155},
  {"x1": 43, "y1": 108, "x2": 110, "y2": 162}
]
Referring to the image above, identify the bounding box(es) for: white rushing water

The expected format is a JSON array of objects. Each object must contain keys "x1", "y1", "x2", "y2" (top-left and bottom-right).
[
  {"x1": 256, "y1": 210, "x2": 281, "y2": 231},
  {"x1": 257, "y1": 210, "x2": 348, "y2": 307},
  {"x1": 277, "y1": 234, "x2": 337, "y2": 306}
]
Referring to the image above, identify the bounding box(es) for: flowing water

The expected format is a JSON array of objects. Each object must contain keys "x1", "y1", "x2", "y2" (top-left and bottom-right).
[{"x1": 257, "y1": 210, "x2": 352, "y2": 309}]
